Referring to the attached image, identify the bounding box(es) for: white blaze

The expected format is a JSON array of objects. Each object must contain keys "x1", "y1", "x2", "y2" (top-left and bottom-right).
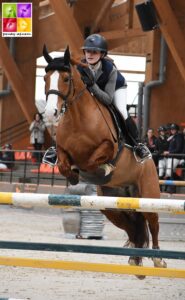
[{"x1": 44, "y1": 71, "x2": 60, "y2": 123}]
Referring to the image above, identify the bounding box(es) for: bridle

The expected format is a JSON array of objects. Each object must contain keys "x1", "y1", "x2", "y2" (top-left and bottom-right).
[{"x1": 45, "y1": 68, "x2": 86, "y2": 115}]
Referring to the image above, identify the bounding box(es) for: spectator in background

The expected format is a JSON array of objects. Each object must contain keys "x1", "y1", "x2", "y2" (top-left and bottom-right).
[
  {"x1": 179, "y1": 128, "x2": 185, "y2": 168},
  {"x1": 164, "y1": 123, "x2": 172, "y2": 138},
  {"x1": 143, "y1": 128, "x2": 158, "y2": 166},
  {"x1": 0, "y1": 144, "x2": 15, "y2": 169},
  {"x1": 163, "y1": 123, "x2": 184, "y2": 180},
  {"x1": 29, "y1": 113, "x2": 45, "y2": 163},
  {"x1": 155, "y1": 126, "x2": 169, "y2": 179}
]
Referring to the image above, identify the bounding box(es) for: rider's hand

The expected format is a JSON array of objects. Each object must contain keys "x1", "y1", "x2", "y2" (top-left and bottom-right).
[
  {"x1": 81, "y1": 67, "x2": 95, "y2": 87},
  {"x1": 81, "y1": 75, "x2": 94, "y2": 87}
]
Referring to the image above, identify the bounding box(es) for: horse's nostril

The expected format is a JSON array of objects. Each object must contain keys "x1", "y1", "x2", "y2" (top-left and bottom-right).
[{"x1": 54, "y1": 109, "x2": 58, "y2": 117}]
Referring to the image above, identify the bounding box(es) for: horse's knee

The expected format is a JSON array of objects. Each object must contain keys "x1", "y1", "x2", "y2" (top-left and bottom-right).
[{"x1": 86, "y1": 140, "x2": 114, "y2": 170}]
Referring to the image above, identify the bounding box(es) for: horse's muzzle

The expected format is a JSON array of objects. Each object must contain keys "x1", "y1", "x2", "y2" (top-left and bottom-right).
[{"x1": 44, "y1": 108, "x2": 58, "y2": 124}]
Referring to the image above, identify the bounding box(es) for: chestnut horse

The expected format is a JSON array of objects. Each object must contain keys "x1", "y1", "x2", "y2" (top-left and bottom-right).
[{"x1": 43, "y1": 46, "x2": 166, "y2": 277}]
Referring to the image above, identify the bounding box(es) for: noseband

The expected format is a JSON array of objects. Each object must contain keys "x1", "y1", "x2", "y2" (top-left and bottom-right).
[{"x1": 46, "y1": 71, "x2": 73, "y2": 101}]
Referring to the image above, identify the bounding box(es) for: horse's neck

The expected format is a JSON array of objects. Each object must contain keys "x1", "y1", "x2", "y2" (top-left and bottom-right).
[
  {"x1": 66, "y1": 67, "x2": 115, "y2": 139},
  {"x1": 68, "y1": 69, "x2": 96, "y2": 116}
]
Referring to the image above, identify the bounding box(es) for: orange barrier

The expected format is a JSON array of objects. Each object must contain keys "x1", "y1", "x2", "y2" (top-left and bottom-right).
[
  {"x1": 31, "y1": 163, "x2": 60, "y2": 174},
  {"x1": 176, "y1": 167, "x2": 183, "y2": 177},
  {"x1": 0, "y1": 168, "x2": 11, "y2": 172},
  {"x1": 15, "y1": 151, "x2": 32, "y2": 160}
]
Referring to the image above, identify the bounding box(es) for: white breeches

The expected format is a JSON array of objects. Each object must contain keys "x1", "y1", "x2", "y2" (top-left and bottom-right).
[
  {"x1": 165, "y1": 158, "x2": 181, "y2": 177},
  {"x1": 158, "y1": 158, "x2": 168, "y2": 177},
  {"x1": 0, "y1": 163, "x2": 7, "y2": 169},
  {"x1": 113, "y1": 88, "x2": 128, "y2": 120}
]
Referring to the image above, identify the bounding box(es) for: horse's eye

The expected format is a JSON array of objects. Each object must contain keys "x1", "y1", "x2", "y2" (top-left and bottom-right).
[{"x1": 63, "y1": 77, "x2": 70, "y2": 83}]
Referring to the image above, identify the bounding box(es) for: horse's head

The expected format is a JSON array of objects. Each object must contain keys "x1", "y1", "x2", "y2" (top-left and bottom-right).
[{"x1": 43, "y1": 45, "x2": 73, "y2": 124}]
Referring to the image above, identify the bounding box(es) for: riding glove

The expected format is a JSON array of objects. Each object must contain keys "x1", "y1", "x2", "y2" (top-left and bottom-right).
[
  {"x1": 81, "y1": 74, "x2": 94, "y2": 87},
  {"x1": 81, "y1": 68, "x2": 95, "y2": 87}
]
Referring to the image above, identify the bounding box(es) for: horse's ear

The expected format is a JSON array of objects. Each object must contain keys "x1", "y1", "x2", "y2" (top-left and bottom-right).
[
  {"x1": 64, "y1": 46, "x2": 70, "y2": 65},
  {"x1": 43, "y1": 44, "x2": 52, "y2": 63}
]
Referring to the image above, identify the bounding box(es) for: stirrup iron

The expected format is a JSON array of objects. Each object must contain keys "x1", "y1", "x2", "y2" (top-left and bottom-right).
[
  {"x1": 133, "y1": 144, "x2": 152, "y2": 164},
  {"x1": 42, "y1": 146, "x2": 58, "y2": 166}
]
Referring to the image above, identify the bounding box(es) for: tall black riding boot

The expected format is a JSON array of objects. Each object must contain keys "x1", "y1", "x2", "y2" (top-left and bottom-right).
[
  {"x1": 125, "y1": 116, "x2": 139, "y2": 146},
  {"x1": 125, "y1": 116, "x2": 151, "y2": 161}
]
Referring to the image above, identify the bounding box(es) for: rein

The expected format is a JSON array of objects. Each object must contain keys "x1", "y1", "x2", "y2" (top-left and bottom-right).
[{"x1": 94, "y1": 98, "x2": 118, "y2": 143}]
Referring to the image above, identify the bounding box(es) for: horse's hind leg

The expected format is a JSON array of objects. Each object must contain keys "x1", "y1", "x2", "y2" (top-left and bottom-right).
[
  {"x1": 138, "y1": 162, "x2": 167, "y2": 268},
  {"x1": 98, "y1": 186, "x2": 147, "y2": 279},
  {"x1": 143, "y1": 212, "x2": 167, "y2": 268}
]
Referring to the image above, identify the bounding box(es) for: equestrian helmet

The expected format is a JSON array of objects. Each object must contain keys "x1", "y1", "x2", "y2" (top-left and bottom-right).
[
  {"x1": 164, "y1": 123, "x2": 172, "y2": 130},
  {"x1": 82, "y1": 34, "x2": 108, "y2": 54},
  {"x1": 170, "y1": 123, "x2": 179, "y2": 130},
  {"x1": 158, "y1": 125, "x2": 166, "y2": 132},
  {"x1": 3, "y1": 143, "x2": 12, "y2": 149}
]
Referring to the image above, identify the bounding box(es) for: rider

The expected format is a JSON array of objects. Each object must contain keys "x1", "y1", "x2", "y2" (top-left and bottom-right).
[{"x1": 43, "y1": 34, "x2": 151, "y2": 167}]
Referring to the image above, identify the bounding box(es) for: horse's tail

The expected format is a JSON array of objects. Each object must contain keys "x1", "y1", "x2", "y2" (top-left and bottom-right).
[{"x1": 124, "y1": 212, "x2": 149, "y2": 248}]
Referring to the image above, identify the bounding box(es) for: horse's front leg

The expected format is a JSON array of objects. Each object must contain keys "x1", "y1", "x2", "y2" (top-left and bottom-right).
[
  {"x1": 57, "y1": 148, "x2": 79, "y2": 185},
  {"x1": 86, "y1": 140, "x2": 114, "y2": 171}
]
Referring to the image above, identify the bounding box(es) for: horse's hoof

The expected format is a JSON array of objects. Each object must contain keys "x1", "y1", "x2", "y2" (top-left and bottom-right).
[
  {"x1": 135, "y1": 274, "x2": 146, "y2": 280},
  {"x1": 67, "y1": 175, "x2": 79, "y2": 185},
  {"x1": 128, "y1": 257, "x2": 146, "y2": 280},
  {"x1": 152, "y1": 258, "x2": 167, "y2": 268}
]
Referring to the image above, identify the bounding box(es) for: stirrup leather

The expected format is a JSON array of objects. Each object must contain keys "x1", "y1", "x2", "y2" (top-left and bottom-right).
[{"x1": 42, "y1": 146, "x2": 58, "y2": 166}]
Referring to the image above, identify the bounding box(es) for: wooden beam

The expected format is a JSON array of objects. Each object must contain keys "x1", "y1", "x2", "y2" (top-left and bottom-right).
[
  {"x1": 100, "y1": 28, "x2": 145, "y2": 40},
  {"x1": 91, "y1": 0, "x2": 115, "y2": 33},
  {"x1": 128, "y1": 0, "x2": 134, "y2": 29},
  {"x1": 99, "y1": 28, "x2": 146, "y2": 50},
  {"x1": 49, "y1": 0, "x2": 83, "y2": 54},
  {"x1": 0, "y1": 38, "x2": 33, "y2": 123},
  {"x1": 38, "y1": 14, "x2": 66, "y2": 55},
  {"x1": 153, "y1": 0, "x2": 185, "y2": 82}
]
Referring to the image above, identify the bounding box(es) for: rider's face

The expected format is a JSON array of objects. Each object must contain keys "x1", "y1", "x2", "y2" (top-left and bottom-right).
[{"x1": 85, "y1": 50, "x2": 102, "y2": 65}]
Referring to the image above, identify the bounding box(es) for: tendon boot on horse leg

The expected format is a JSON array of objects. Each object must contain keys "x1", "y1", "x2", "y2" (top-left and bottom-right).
[{"x1": 144, "y1": 212, "x2": 167, "y2": 268}]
